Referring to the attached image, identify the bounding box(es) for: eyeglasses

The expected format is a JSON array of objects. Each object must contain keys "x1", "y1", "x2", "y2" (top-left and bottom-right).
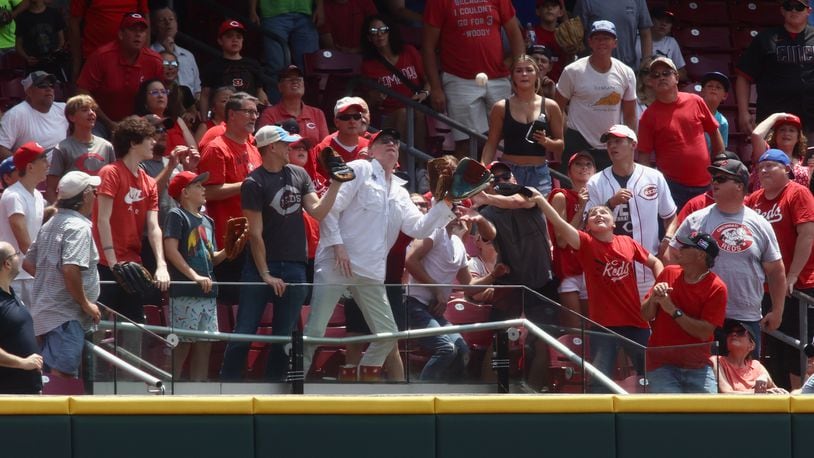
[
  {"x1": 728, "y1": 328, "x2": 748, "y2": 337},
  {"x1": 0, "y1": 250, "x2": 20, "y2": 265},
  {"x1": 711, "y1": 175, "x2": 737, "y2": 184},
  {"x1": 148, "y1": 89, "x2": 169, "y2": 97},
  {"x1": 782, "y1": 2, "x2": 807, "y2": 12},
  {"x1": 36, "y1": 82, "x2": 54, "y2": 89},
  {"x1": 337, "y1": 113, "x2": 363, "y2": 121},
  {"x1": 162, "y1": 60, "x2": 179, "y2": 67},
  {"x1": 492, "y1": 172, "x2": 512, "y2": 182},
  {"x1": 84, "y1": 186, "x2": 98, "y2": 196},
  {"x1": 235, "y1": 108, "x2": 259, "y2": 117},
  {"x1": 369, "y1": 26, "x2": 390, "y2": 35},
  {"x1": 649, "y1": 70, "x2": 674, "y2": 78}
]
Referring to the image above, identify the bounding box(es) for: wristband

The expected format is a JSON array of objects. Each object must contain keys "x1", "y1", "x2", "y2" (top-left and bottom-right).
[{"x1": 103, "y1": 246, "x2": 114, "y2": 251}]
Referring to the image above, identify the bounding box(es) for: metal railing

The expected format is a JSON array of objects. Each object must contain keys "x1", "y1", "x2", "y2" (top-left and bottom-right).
[
  {"x1": 765, "y1": 289, "x2": 812, "y2": 379},
  {"x1": 84, "y1": 341, "x2": 165, "y2": 394}
]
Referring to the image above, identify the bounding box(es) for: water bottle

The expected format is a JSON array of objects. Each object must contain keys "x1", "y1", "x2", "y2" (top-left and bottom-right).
[{"x1": 526, "y1": 23, "x2": 537, "y2": 45}]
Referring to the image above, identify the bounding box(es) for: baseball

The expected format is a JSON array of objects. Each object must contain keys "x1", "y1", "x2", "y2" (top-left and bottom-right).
[{"x1": 475, "y1": 72, "x2": 488, "y2": 87}]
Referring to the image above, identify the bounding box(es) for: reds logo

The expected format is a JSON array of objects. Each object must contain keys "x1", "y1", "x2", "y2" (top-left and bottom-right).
[
  {"x1": 711, "y1": 223, "x2": 753, "y2": 253},
  {"x1": 232, "y1": 78, "x2": 245, "y2": 88},
  {"x1": 601, "y1": 260, "x2": 631, "y2": 282},
  {"x1": 306, "y1": 122, "x2": 316, "y2": 130},
  {"x1": 639, "y1": 184, "x2": 658, "y2": 200},
  {"x1": 753, "y1": 202, "x2": 783, "y2": 224}
]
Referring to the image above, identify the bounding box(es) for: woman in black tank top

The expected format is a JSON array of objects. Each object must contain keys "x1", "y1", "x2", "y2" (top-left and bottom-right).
[{"x1": 481, "y1": 55, "x2": 564, "y2": 196}]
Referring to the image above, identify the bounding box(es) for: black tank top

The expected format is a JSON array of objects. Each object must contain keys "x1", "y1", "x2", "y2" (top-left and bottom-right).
[{"x1": 501, "y1": 98, "x2": 548, "y2": 157}]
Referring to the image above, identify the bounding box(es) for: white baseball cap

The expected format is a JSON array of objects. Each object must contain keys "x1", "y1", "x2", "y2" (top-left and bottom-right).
[
  {"x1": 255, "y1": 125, "x2": 302, "y2": 148},
  {"x1": 57, "y1": 171, "x2": 101, "y2": 200},
  {"x1": 600, "y1": 124, "x2": 638, "y2": 143}
]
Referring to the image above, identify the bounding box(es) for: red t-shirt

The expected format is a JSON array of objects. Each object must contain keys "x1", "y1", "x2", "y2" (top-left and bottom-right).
[
  {"x1": 307, "y1": 133, "x2": 370, "y2": 194},
  {"x1": 675, "y1": 192, "x2": 714, "y2": 227},
  {"x1": 576, "y1": 231, "x2": 651, "y2": 328},
  {"x1": 645, "y1": 265, "x2": 727, "y2": 371},
  {"x1": 164, "y1": 123, "x2": 186, "y2": 155},
  {"x1": 198, "y1": 122, "x2": 225, "y2": 150},
  {"x1": 423, "y1": 0, "x2": 516, "y2": 79},
  {"x1": 92, "y1": 161, "x2": 159, "y2": 266},
  {"x1": 547, "y1": 187, "x2": 582, "y2": 279},
  {"x1": 318, "y1": 0, "x2": 378, "y2": 50},
  {"x1": 70, "y1": 0, "x2": 149, "y2": 58},
  {"x1": 361, "y1": 45, "x2": 426, "y2": 112},
  {"x1": 637, "y1": 92, "x2": 720, "y2": 187},
  {"x1": 745, "y1": 181, "x2": 814, "y2": 288},
  {"x1": 77, "y1": 41, "x2": 164, "y2": 122},
  {"x1": 303, "y1": 212, "x2": 319, "y2": 260},
  {"x1": 197, "y1": 135, "x2": 262, "y2": 245},
  {"x1": 532, "y1": 26, "x2": 566, "y2": 82},
  {"x1": 256, "y1": 102, "x2": 329, "y2": 147}
]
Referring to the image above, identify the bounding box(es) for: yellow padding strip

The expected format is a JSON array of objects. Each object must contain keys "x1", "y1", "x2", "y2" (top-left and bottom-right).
[
  {"x1": 0, "y1": 396, "x2": 70, "y2": 415},
  {"x1": 790, "y1": 396, "x2": 814, "y2": 413},
  {"x1": 434, "y1": 395, "x2": 615, "y2": 414},
  {"x1": 613, "y1": 395, "x2": 791, "y2": 413},
  {"x1": 69, "y1": 396, "x2": 254, "y2": 415},
  {"x1": 254, "y1": 395, "x2": 436, "y2": 414}
]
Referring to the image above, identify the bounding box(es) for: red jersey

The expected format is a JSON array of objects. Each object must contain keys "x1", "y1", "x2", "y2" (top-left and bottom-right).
[
  {"x1": 361, "y1": 45, "x2": 426, "y2": 112},
  {"x1": 303, "y1": 212, "x2": 319, "y2": 259},
  {"x1": 576, "y1": 231, "x2": 651, "y2": 328},
  {"x1": 198, "y1": 135, "x2": 262, "y2": 245},
  {"x1": 637, "y1": 92, "x2": 720, "y2": 187},
  {"x1": 423, "y1": 0, "x2": 516, "y2": 79},
  {"x1": 92, "y1": 161, "x2": 158, "y2": 266},
  {"x1": 745, "y1": 181, "x2": 814, "y2": 288},
  {"x1": 70, "y1": 0, "x2": 149, "y2": 58},
  {"x1": 532, "y1": 26, "x2": 566, "y2": 81},
  {"x1": 676, "y1": 192, "x2": 714, "y2": 227},
  {"x1": 318, "y1": 0, "x2": 378, "y2": 50},
  {"x1": 645, "y1": 265, "x2": 727, "y2": 371},
  {"x1": 547, "y1": 187, "x2": 582, "y2": 279},
  {"x1": 77, "y1": 41, "x2": 164, "y2": 122},
  {"x1": 307, "y1": 134, "x2": 370, "y2": 193},
  {"x1": 256, "y1": 102, "x2": 329, "y2": 147}
]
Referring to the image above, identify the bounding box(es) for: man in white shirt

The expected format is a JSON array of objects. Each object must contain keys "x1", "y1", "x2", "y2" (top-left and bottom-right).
[
  {"x1": 150, "y1": 6, "x2": 201, "y2": 98},
  {"x1": 0, "y1": 143, "x2": 48, "y2": 309},
  {"x1": 302, "y1": 129, "x2": 455, "y2": 381},
  {"x1": 0, "y1": 72, "x2": 68, "y2": 159}
]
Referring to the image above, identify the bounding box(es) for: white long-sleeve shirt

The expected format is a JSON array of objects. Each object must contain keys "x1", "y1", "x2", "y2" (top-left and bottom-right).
[{"x1": 317, "y1": 159, "x2": 455, "y2": 282}]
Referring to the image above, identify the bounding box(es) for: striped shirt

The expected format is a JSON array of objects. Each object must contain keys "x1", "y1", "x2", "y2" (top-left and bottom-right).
[{"x1": 26, "y1": 209, "x2": 99, "y2": 335}]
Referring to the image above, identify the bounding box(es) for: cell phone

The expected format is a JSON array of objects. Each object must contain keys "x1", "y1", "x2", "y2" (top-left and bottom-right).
[
  {"x1": 754, "y1": 377, "x2": 768, "y2": 394},
  {"x1": 525, "y1": 114, "x2": 548, "y2": 144}
]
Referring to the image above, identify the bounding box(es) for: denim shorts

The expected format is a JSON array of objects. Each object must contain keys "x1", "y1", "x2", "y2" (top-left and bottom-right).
[{"x1": 41, "y1": 320, "x2": 86, "y2": 376}]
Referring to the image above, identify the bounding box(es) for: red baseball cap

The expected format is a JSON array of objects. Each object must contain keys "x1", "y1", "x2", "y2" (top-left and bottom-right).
[
  {"x1": 568, "y1": 151, "x2": 595, "y2": 168},
  {"x1": 487, "y1": 161, "x2": 511, "y2": 173},
  {"x1": 13, "y1": 142, "x2": 46, "y2": 171},
  {"x1": 168, "y1": 171, "x2": 209, "y2": 201},
  {"x1": 773, "y1": 113, "x2": 802, "y2": 131},
  {"x1": 120, "y1": 12, "x2": 148, "y2": 30},
  {"x1": 219, "y1": 19, "x2": 246, "y2": 37}
]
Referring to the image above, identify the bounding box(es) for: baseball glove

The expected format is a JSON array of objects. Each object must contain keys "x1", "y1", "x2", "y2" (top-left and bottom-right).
[
  {"x1": 111, "y1": 262, "x2": 155, "y2": 295},
  {"x1": 555, "y1": 15, "x2": 585, "y2": 55},
  {"x1": 449, "y1": 158, "x2": 492, "y2": 201},
  {"x1": 224, "y1": 217, "x2": 249, "y2": 261},
  {"x1": 319, "y1": 146, "x2": 356, "y2": 182},
  {"x1": 427, "y1": 157, "x2": 456, "y2": 201}
]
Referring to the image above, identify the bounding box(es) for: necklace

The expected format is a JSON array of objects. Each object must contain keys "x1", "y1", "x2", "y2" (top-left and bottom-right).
[{"x1": 685, "y1": 270, "x2": 710, "y2": 284}]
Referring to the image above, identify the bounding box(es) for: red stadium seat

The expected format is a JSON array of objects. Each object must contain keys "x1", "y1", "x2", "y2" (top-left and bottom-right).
[
  {"x1": 41, "y1": 375, "x2": 85, "y2": 395},
  {"x1": 0, "y1": 77, "x2": 24, "y2": 111},
  {"x1": 683, "y1": 52, "x2": 733, "y2": 82},
  {"x1": 672, "y1": 1, "x2": 730, "y2": 26},
  {"x1": 548, "y1": 333, "x2": 589, "y2": 393},
  {"x1": 731, "y1": 27, "x2": 761, "y2": 51},
  {"x1": 729, "y1": 1, "x2": 783, "y2": 27},
  {"x1": 302, "y1": 49, "x2": 363, "y2": 116},
  {"x1": 143, "y1": 304, "x2": 164, "y2": 326},
  {"x1": 674, "y1": 26, "x2": 732, "y2": 51}
]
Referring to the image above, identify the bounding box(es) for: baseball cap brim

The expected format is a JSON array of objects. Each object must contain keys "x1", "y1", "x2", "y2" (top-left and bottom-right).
[{"x1": 370, "y1": 128, "x2": 401, "y2": 144}]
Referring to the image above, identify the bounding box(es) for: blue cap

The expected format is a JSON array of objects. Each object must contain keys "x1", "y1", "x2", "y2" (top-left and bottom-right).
[
  {"x1": 0, "y1": 156, "x2": 15, "y2": 176},
  {"x1": 758, "y1": 149, "x2": 791, "y2": 166},
  {"x1": 590, "y1": 20, "x2": 617, "y2": 38}
]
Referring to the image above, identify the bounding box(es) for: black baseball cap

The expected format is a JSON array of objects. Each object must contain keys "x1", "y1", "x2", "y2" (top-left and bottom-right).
[
  {"x1": 676, "y1": 231, "x2": 719, "y2": 259},
  {"x1": 724, "y1": 320, "x2": 756, "y2": 342},
  {"x1": 701, "y1": 71, "x2": 731, "y2": 92},
  {"x1": 707, "y1": 158, "x2": 749, "y2": 187},
  {"x1": 650, "y1": 7, "x2": 675, "y2": 23}
]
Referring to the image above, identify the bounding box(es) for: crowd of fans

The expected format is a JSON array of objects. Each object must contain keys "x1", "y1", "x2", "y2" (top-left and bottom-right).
[{"x1": 2, "y1": 0, "x2": 814, "y2": 396}]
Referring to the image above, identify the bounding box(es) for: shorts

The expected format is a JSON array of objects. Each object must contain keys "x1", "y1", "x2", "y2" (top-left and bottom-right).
[
  {"x1": 442, "y1": 72, "x2": 511, "y2": 141},
  {"x1": 558, "y1": 274, "x2": 588, "y2": 300},
  {"x1": 41, "y1": 320, "x2": 86, "y2": 377},
  {"x1": 170, "y1": 296, "x2": 218, "y2": 342},
  {"x1": 505, "y1": 161, "x2": 552, "y2": 197}
]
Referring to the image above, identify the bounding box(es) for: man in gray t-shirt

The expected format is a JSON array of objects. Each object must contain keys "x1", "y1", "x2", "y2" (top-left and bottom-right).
[
  {"x1": 668, "y1": 159, "x2": 785, "y2": 355},
  {"x1": 574, "y1": 0, "x2": 653, "y2": 70}
]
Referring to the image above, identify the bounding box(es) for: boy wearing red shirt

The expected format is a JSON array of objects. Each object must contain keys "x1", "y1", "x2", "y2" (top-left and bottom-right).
[{"x1": 534, "y1": 192, "x2": 663, "y2": 391}]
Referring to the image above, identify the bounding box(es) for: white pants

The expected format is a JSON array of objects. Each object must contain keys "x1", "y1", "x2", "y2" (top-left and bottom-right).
[
  {"x1": 442, "y1": 72, "x2": 511, "y2": 141},
  {"x1": 303, "y1": 263, "x2": 396, "y2": 374}
]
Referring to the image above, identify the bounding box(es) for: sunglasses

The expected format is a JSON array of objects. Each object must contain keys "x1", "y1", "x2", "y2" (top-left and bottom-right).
[
  {"x1": 162, "y1": 60, "x2": 179, "y2": 67},
  {"x1": 374, "y1": 135, "x2": 399, "y2": 146},
  {"x1": 369, "y1": 26, "x2": 390, "y2": 35},
  {"x1": 649, "y1": 70, "x2": 674, "y2": 78},
  {"x1": 337, "y1": 113, "x2": 363, "y2": 121},
  {"x1": 782, "y1": 2, "x2": 807, "y2": 12},
  {"x1": 36, "y1": 82, "x2": 55, "y2": 89},
  {"x1": 148, "y1": 89, "x2": 169, "y2": 97},
  {"x1": 711, "y1": 175, "x2": 737, "y2": 184}
]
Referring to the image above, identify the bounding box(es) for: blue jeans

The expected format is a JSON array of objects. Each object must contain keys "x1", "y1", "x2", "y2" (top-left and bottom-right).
[
  {"x1": 647, "y1": 364, "x2": 717, "y2": 394},
  {"x1": 507, "y1": 162, "x2": 552, "y2": 196},
  {"x1": 406, "y1": 296, "x2": 469, "y2": 381},
  {"x1": 220, "y1": 261, "x2": 309, "y2": 381},
  {"x1": 262, "y1": 13, "x2": 318, "y2": 100},
  {"x1": 589, "y1": 326, "x2": 650, "y2": 393}
]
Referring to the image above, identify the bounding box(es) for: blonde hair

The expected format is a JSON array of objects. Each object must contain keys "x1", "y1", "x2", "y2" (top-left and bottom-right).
[
  {"x1": 510, "y1": 55, "x2": 541, "y2": 93},
  {"x1": 64, "y1": 94, "x2": 99, "y2": 134}
]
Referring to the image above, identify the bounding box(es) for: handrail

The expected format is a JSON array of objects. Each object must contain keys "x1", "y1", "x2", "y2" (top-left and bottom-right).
[
  {"x1": 100, "y1": 342, "x2": 173, "y2": 381},
  {"x1": 85, "y1": 341, "x2": 165, "y2": 394}
]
